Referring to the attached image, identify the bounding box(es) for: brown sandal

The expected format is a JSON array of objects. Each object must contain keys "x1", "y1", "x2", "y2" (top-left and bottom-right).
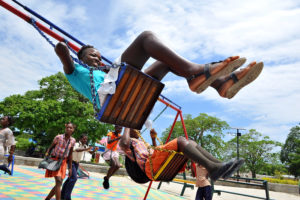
[
  {"x1": 218, "y1": 62, "x2": 264, "y2": 99},
  {"x1": 187, "y1": 57, "x2": 246, "y2": 94}
]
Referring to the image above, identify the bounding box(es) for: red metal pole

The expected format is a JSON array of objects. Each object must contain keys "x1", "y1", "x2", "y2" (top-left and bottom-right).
[
  {"x1": 166, "y1": 112, "x2": 179, "y2": 143},
  {"x1": 158, "y1": 97, "x2": 181, "y2": 113},
  {"x1": 143, "y1": 180, "x2": 153, "y2": 200},
  {"x1": 0, "y1": 0, "x2": 80, "y2": 52},
  {"x1": 179, "y1": 111, "x2": 189, "y2": 139}
]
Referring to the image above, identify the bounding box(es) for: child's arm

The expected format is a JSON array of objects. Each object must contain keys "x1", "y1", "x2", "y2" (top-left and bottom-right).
[
  {"x1": 150, "y1": 129, "x2": 157, "y2": 147},
  {"x1": 119, "y1": 128, "x2": 130, "y2": 151},
  {"x1": 68, "y1": 147, "x2": 73, "y2": 177},
  {"x1": 45, "y1": 142, "x2": 56, "y2": 157},
  {"x1": 55, "y1": 42, "x2": 75, "y2": 75},
  {"x1": 107, "y1": 136, "x2": 122, "y2": 144}
]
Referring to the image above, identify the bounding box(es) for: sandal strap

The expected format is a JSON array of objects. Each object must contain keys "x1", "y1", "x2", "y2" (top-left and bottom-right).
[
  {"x1": 186, "y1": 60, "x2": 223, "y2": 81},
  {"x1": 204, "y1": 64, "x2": 211, "y2": 79},
  {"x1": 230, "y1": 73, "x2": 239, "y2": 83}
]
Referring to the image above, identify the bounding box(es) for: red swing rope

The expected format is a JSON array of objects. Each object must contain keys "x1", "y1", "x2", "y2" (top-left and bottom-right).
[{"x1": 0, "y1": 0, "x2": 80, "y2": 52}]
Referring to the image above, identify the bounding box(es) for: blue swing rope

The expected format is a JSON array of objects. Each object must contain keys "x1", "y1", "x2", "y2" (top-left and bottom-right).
[{"x1": 30, "y1": 18, "x2": 119, "y2": 116}]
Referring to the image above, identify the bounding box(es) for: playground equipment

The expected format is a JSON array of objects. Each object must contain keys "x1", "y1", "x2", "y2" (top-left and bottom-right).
[
  {"x1": 0, "y1": 1, "x2": 192, "y2": 199},
  {"x1": 213, "y1": 176, "x2": 271, "y2": 200},
  {"x1": 0, "y1": 154, "x2": 15, "y2": 176}
]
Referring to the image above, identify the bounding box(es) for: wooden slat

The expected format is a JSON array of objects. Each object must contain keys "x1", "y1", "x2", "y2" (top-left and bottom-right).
[
  {"x1": 115, "y1": 71, "x2": 144, "y2": 125},
  {"x1": 100, "y1": 67, "x2": 132, "y2": 122},
  {"x1": 98, "y1": 64, "x2": 164, "y2": 129},
  {"x1": 123, "y1": 78, "x2": 152, "y2": 127},
  {"x1": 106, "y1": 68, "x2": 138, "y2": 124},
  {"x1": 131, "y1": 81, "x2": 164, "y2": 129},
  {"x1": 155, "y1": 153, "x2": 187, "y2": 181}
]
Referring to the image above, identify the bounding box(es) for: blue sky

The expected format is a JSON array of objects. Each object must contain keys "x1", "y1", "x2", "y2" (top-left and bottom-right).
[{"x1": 0, "y1": 0, "x2": 300, "y2": 144}]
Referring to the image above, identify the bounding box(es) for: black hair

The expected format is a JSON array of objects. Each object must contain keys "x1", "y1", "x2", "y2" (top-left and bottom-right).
[
  {"x1": 66, "y1": 121, "x2": 76, "y2": 129},
  {"x1": 125, "y1": 144, "x2": 150, "y2": 184},
  {"x1": 6, "y1": 116, "x2": 14, "y2": 126},
  {"x1": 77, "y1": 45, "x2": 95, "y2": 60},
  {"x1": 80, "y1": 134, "x2": 88, "y2": 139}
]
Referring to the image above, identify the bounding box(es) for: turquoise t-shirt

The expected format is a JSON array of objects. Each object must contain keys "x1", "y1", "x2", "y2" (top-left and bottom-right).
[{"x1": 65, "y1": 63, "x2": 106, "y2": 108}]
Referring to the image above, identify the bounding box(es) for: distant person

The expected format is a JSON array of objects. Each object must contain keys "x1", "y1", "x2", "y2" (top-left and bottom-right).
[
  {"x1": 44, "y1": 122, "x2": 76, "y2": 200},
  {"x1": 0, "y1": 115, "x2": 15, "y2": 175},
  {"x1": 102, "y1": 125, "x2": 123, "y2": 189},
  {"x1": 61, "y1": 134, "x2": 98, "y2": 200},
  {"x1": 194, "y1": 164, "x2": 212, "y2": 200}
]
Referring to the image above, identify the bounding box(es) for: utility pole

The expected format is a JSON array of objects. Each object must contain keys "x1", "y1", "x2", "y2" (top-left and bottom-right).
[{"x1": 230, "y1": 127, "x2": 246, "y2": 177}]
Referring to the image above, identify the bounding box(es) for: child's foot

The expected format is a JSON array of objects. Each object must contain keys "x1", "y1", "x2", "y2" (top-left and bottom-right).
[
  {"x1": 209, "y1": 160, "x2": 235, "y2": 182},
  {"x1": 217, "y1": 62, "x2": 263, "y2": 99},
  {"x1": 103, "y1": 176, "x2": 110, "y2": 189},
  {"x1": 0, "y1": 164, "x2": 12, "y2": 175},
  {"x1": 187, "y1": 56, "x2": 246, "y2": 94},
  {"x1": 222, "y1": 158, "x2": 245, "y2": 179}
]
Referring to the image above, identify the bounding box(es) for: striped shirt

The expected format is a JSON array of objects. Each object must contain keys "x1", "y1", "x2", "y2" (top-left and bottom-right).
[
  {"x1": 124, "y1": 138, "x2": 153, "y2": 171},
  {"x1": 51, "y1": 134, "x2": 76, "y2": 159}
]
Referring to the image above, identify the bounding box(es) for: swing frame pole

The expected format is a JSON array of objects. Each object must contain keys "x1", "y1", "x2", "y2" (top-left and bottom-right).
[
  {"x1": 2, "y1": 0, "x2": 113, "y2": 64},
  {"x1": 144, "y1": 98, "x2": 189, "y2": 200},
  {"x1": 0, "y1": 0, "x2": 80, "y2": 52}
]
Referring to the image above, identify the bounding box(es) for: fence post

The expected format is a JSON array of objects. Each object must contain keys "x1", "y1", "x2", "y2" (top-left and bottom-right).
[{"x1": 263, "y1": 180, "x2": 270, "y2": 200}]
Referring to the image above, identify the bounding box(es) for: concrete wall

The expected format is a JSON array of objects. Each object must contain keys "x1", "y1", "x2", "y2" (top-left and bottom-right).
[
  {"x1": 13, "y1": 156, "x2": 299, "y2": 195},
  {"x1": 14, "y1": 155, "x2": 127, "y2": 175}
]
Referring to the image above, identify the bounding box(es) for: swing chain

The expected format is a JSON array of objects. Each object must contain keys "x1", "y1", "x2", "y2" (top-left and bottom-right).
[{"x1": 135, "y1": 130, "x2": 182, "y2": 180}]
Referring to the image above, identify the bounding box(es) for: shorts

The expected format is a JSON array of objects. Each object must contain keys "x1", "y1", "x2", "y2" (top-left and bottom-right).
[
  {"x1": 144, "y1": 138, "x2": 178, "y2": 180},
  {"x1": 102, "y1": 150, "x2": 119, "y2": 161}
]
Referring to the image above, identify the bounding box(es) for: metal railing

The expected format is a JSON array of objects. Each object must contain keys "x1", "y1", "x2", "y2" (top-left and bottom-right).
[{"x1": 212, "y1": 176, "x2": 271, "y2": 200}]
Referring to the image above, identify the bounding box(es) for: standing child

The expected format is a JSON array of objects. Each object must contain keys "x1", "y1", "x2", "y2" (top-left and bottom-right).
[
  {"x1": 194, "y1": 164, "x2": 212, "y2": 200},
  {"x1": 0, "y1": 115, "x2": 15, "y2": 175},
  {"x1": 44, "y1": 122, "x2": 76, "y2": 200},
  {"x1": 102, "y1": 125, "x2": 123, "y2": 189},
  {"x1": 61, "y1": 134, "x2": 98, "y2": 200}
]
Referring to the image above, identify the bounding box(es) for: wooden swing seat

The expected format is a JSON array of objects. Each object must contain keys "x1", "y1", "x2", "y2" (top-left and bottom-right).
[
  {"x1": 153, "y1": 152, "x2": 188, "y2": 182},
  {"x1": 96, "y1": 64, "x2": 164, "y2": 130}
]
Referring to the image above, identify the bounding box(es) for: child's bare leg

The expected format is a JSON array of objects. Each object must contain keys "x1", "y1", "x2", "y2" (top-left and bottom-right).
[
  {"x1": 121, "y1": 31, "x2": 239, "y2": 91},
  {"x1": 177, "y1": 137, "x2": 233, "y2": 181},
  {"x1": 45, "y1": 185, "x2": 56, "y2": 200},
  {"x1": 45, "y1": 177, "x2": 60, "y2": 200},
  {"x1": 54, "y1": 177, "x2": 62, "y2": 200},
  {"x1": 106, "y1": 158, "x2": 120, "y2": 179},
  {"x1": 143, "y1": 61, "x2": 170, "y2": 81}
]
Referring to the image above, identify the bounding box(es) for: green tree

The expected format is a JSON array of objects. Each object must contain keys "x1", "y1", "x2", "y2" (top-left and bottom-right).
[
  {"x1": 281, "y1": 124, "x2": 300, "y2": 177},
  {"x1": 224, "y1": 129, "x2": 281, "y2": 178},
  {"x1": 0, "y1": 72, "x2": 112, "y2": 151},
  {"x1": 259, "y1": 152, "x2": 287, "y2": 176},
  {"x1": 161, "y1": 113, "x2": 229, "y2": 158}
]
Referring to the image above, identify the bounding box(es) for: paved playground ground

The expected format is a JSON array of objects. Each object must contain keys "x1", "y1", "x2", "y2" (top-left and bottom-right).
[
  {"x1": 0, "y1": 165, "x2": 184, "y2": 200},
  {"x1": 0, "y1": 165, "x2": 299, "y2": 200}
]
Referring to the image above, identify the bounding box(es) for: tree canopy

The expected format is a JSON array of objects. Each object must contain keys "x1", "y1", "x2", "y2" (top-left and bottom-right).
[
  {"x1": 0, "y1": 72, "x2": 112, "y2": 151},
  {"x1": 224, "y1": 129, "x2": 281, "y2": 178},
  {"x1": 161, "y1": 113, "x2": 230, "y2": 158},
  {"x1": 280, "y1": 124, "x2": 300, "y2": 177}
]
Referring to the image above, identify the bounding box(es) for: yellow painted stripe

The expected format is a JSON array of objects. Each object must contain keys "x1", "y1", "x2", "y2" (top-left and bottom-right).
[
  {"x1": 173, "y1": 178, "x2": 196, "y2": 184},
  {"x1": 153, "y1": 152, "x2": 176, "y2": 180}
]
